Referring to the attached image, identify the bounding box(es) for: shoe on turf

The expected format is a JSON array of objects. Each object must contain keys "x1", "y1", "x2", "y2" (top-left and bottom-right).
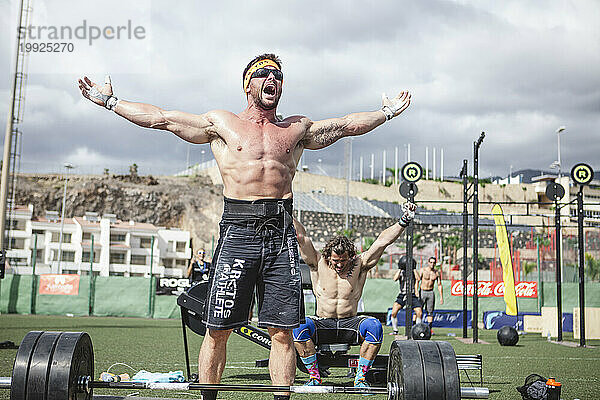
[
  {"x1": 389, "y1": 330, "x2": 399, "y2": 336},
  {"x1": 304, "y1": 377, "x2": 321, "y2": 386}
]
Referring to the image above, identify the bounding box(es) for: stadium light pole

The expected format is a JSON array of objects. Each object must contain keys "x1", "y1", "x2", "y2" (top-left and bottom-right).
[
  {"x1": 57, "y1": 163, "x2": 74, "y2": 273},
  {"x1": 556, "y1": 126, "x2": 565, "y2": 179}
]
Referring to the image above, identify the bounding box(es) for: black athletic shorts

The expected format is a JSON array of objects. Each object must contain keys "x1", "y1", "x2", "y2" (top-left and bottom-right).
[
  {"x1": 308, "y1": 316, "x2": 371, "y2": 346},
  {"x1": 202, "y1": 198, "x2": 304, "y2": 330},
  {"x1": 395, "y1": 293, "x2": 423, "y2": 309}
]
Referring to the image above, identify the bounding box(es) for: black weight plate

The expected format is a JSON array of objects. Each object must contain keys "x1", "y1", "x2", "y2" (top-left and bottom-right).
[
  {"x1": 388, "y1": 340, "x2": 425, "y2": 400},
  {"x1": 417, "y1": 341, "x2": 445, "y2": 400},
  {"x1": 436, "y1": 341, "x2": 460, "y2": 400},
  {"x1": 47, "y1": 332, "x2": 94, "y2": 400},
  {"x1": 25, "y1": 331, "x2": 62, "y2": 400},
  {"x1": 387, "y1": 342, "x2": 401, "y2": 400},
  {"x1": 10, "y1": 331, "x2": 43, "y2": 400}
]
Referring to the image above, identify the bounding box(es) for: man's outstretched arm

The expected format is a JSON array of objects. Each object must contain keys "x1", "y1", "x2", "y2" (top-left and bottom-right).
[
  {"x1": 293, "y1": 217, "x2": 320, "y2": 271},
  {"x1": 360, "y1": 202, "x2": 416, "y2": 270},
  {"x1": 78, "y1": 75, "x2": 216, "y2": 144},
  {"x1": 303, "y1": 91, "x2": 411, "y2": 150}
]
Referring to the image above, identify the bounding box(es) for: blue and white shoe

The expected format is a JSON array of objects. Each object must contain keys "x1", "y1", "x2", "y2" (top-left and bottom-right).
[
  {"x1": 304, "y1": 377, "x2": 321, "y2": 386},
  {"x1": 354, "y1": 379, "x2": 374, "y2": 395}
]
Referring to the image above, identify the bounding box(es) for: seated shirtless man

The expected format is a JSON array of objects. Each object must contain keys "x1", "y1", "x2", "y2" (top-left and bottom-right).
[{"x1": 292, "y1": 202, "x2": 416, "y2": 388}]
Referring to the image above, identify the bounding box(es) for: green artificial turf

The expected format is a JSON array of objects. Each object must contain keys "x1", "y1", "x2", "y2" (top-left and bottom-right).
[{"x1": 1, "y1": 314, "x2": 599, "y2": 399}]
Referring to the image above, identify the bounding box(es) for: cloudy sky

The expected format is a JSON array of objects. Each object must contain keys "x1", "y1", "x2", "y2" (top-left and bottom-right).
[{"x1": 1, "y1": 0, "x2": 598, "y2": 179}]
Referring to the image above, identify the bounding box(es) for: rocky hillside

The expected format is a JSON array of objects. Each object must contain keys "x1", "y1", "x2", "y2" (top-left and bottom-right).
[{"x1": 14, "y1": 173, "x2": 224, "y2": 251}]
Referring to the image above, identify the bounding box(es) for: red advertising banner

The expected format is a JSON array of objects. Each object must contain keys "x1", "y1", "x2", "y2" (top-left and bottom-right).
[
  {"x1": 450, "y1": 280, "x2": 537, "y2": 298},
  {"x1": 38, "y1": 274, "x2": 80, "y2": 295}
]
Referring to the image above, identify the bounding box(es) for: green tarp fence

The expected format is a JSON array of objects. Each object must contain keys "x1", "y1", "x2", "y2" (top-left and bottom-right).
[{"x1": 2, "y1": 275, "x2": 600, "y2": 319}]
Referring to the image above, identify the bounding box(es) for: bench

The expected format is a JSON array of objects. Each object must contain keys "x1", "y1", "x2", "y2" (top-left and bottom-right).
[{"x1": 456, "y1": 354, "x2": 483, "y2": 385}]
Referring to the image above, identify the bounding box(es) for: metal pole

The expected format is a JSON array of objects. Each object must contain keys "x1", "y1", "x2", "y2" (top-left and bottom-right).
[
  {"x1": 359, "y1": 156, "x2": 363, "y2": 182},
  {"x1": 404, "y1": 186, "x2": 416, "y2": 337},
  {"x1": 425, "y1": 147, "x2": 429, "y2": 180},
  {"x1": 433, "y1": 147, "x2": 436, "y2": 180},
  {"x1": 473, "y1": 133, "x2": 485, "y2": 343},
  {"x1": 461, "y1": 159, "x2": 468, "y2": 338},
  {"x1": 89, "y1": 235, "x2": 95, "y2": 316},
  {"x1": 382, "y1": 150, "x2": 386, "y2": 185},
  {"x1": 148, "y1": 236, "x2": 155, "y2": 318},
  {"x1": 537, "y1": 236, "x2": 541, "y2": 313},
  {"x1": 394, "y1": 147, "x2": 398, "y2": 186},
  {"x1": 30, "y1": 234, "x2": 37, "y2": 314},
  {"x1": 440, "y1": 148, "x2": 444, "y2": 182},
  {"x1": 557, "y1": 131, "x2": 561, "y2": 179},
  {"x1": 577, "y1": 186, "x2": 586, "y2": 347},
  {"x1": 57, "y1": 164, "x2": 73, "y2": 273},
  {"x1": 0, "y1": 0, "x2": 25, "y2": 253},
  {"x1": 555, "y1": 197, "x2": 563, "y2": 341},
  {"x1": 370, "y1": 153, "x2": 374, "y2": 181}
]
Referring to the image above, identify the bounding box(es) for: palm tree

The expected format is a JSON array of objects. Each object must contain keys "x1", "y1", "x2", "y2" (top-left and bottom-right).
[{"x1": 585, "y1": 253, "x2": 600, "y2": 281}]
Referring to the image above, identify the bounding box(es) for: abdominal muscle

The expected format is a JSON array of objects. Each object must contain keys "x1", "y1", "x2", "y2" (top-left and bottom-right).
[
  {"x1": 218, "y1": 156, "x2": 297, "y2": 200},
  {"x1": 316, "y1": 297, "x2": 359, "y2": 319}
]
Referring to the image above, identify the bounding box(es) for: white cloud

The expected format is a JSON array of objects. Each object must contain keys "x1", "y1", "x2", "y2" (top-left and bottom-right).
[{"x1": 1, "y1": 0, "x2": 598, "y2": 178}]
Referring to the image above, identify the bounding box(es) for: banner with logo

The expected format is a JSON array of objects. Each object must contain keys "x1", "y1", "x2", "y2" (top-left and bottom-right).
[
  {"x1": 156, "y1": 277, "x2": 192, "y2": 295},
  {"x1": 387, "y1": 308, "x2": 472, "y2": 328},
  {"x1": 492, "y1": 204, "x2": 518, "y2": 315},
  {"x1": 38, "y1": 274, "x2": 80, "y2": 295},
  {"x1": 451, "y1": 280, "x2": 537, "y2": 298}
]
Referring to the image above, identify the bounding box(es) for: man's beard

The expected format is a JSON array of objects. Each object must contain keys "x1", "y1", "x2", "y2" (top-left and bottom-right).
[
  {"x1": 251, "y1": 84, "x2": 280, "y2": 110},
  {"x1": 254, "y1": 96, "x2": 279, "y2": 110}
]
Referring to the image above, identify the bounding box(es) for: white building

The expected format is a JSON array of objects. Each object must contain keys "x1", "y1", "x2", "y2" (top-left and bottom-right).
[{"x1": 6, "y1": 206, "x2": 191, "y2": 277}]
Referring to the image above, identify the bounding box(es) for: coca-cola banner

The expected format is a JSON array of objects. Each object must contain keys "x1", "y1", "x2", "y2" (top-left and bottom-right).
[{"x1": 451, "y1": 280, "x2": 537, "y2": 298}]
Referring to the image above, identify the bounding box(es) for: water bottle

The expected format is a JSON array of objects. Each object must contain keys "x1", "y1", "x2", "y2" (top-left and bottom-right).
[{"x1": 546, "y1": 377, "x2": 561, "y2": 400}]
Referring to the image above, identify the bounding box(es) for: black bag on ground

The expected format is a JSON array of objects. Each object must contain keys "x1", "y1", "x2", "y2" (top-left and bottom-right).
[{"x1": 516, "y1": 374, "x2": 547, "y2": 400}]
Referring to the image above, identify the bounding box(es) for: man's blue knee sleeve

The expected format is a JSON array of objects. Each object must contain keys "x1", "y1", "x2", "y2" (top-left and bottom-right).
[
  {"x1": 359, "y1": 317, "x2": 383, "y2": 344},
  {"x1": 292, "y1": 317, "x2": 316, "y2": 342}
]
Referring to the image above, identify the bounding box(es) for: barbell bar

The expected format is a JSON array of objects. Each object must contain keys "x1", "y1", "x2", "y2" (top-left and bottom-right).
[
  {"x1": 1, "y1": 377, "x2": 489, "y2": 398},
  {"x1": 1, "y1": 331, "x2": 490, "y2": 400}
]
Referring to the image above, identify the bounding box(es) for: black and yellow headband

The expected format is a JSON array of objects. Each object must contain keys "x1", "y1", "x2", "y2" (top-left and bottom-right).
[{"x1": 243, "y1": 59, "x2": 281, "y2": 93}]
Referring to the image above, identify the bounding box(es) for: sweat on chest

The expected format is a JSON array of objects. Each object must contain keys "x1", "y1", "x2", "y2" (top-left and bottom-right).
[{"x1": 231, "y1": 126, "x2": 300, "y2": 156}]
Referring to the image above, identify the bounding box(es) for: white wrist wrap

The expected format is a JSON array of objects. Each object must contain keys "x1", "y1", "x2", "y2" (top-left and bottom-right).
[
  {"x1": 381, "y1": 106, "x2": 394, "y2": 120},
  {"x1": 105, "y1": 96, "x2": 119, "y2": 111}
]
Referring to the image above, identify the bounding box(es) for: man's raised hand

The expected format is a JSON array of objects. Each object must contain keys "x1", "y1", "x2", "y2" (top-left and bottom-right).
[
  {"x1": 381, "y1": 91, "x2": 411, "y2": 120},
  {"x1": 398, "y1": 201, "x2": 417, "y2": 227},
  {"x1": 78, "y1": 75, "x2": 118, "y2": 110}
]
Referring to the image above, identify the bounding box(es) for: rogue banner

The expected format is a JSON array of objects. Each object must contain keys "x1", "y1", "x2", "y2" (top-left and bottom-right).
[{"x1": 451, "y1": 280, "x2": 537, "y2": 298}]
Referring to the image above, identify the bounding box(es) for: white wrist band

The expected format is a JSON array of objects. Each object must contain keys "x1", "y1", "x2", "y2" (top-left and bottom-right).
[
  {"x1": 381, "y1": 106, "x2": 394, "y2": 120},
  {"x1": 105, "y1": 96, "x2": 119, "y2": 111}
]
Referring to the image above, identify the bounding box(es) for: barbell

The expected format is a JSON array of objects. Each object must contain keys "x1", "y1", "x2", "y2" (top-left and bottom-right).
[{"x1": 0, "y1": 331, "x2": 490, "y2": 400}]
